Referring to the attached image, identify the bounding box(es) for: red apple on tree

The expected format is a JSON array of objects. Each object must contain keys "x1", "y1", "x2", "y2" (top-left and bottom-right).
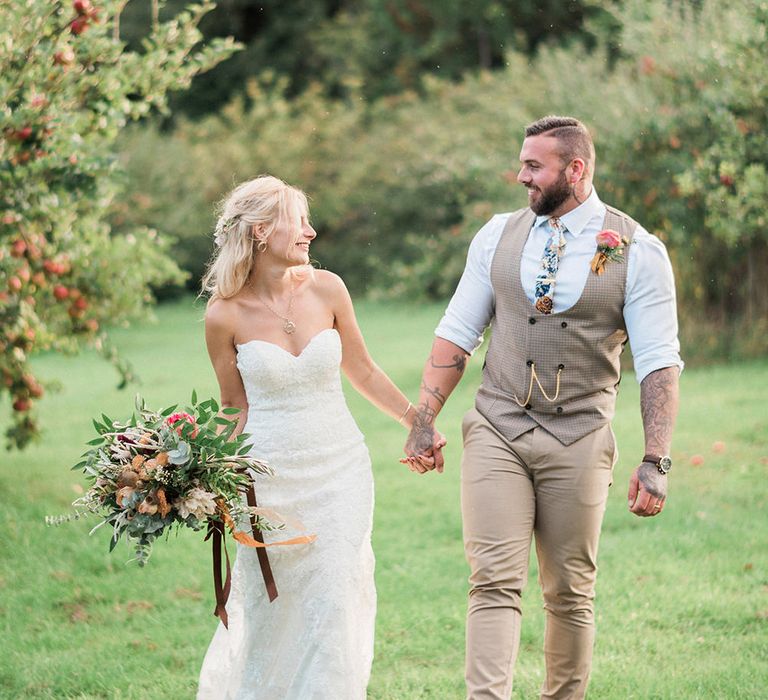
[
  {"x1": 11, "y1": 239, "x2": 27, "y2": 257},
  {"x1": 12, "y1": 398, "x2": 32, "y2": 412},
  {"x1": 70, "y1": 17, "x2": 89, "y2": 35},
  {"x1": 73, "y1": 0, "x2": 96, "y2": 16}
]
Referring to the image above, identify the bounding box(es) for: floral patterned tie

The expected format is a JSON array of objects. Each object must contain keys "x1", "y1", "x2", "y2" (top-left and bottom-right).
[{"x1": 534, "y1": 217, "x2": 567, "y2": 314}]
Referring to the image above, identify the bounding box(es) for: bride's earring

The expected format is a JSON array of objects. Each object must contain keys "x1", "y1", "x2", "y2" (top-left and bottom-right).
[{"x1": 256, "y1": 239, "x2": 267, "y2": 253}]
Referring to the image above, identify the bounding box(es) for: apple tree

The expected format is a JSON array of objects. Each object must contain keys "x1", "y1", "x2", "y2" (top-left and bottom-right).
[{"x1": 0, "y1": 0, "x2": 239, "y2": 448}]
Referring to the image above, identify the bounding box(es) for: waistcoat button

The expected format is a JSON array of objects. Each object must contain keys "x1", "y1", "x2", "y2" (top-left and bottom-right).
[
  {"x1": 529, "y1": 317, "x2": 536, "y2": 325},
  {"x1": 526, "y1": 360, "x2": 533, "y2": 366},
  {"x1": 561, "y1": 321, "x2": 568, "y2": 328},
  {"x1": 558, "y1": 363, "x2": 565, "y2": 370},
  {"x1": 556, "y1": 406, "x2": 563, "y2": 414},
  {"x1": 525, "y1": 403, "x2": 532, "y2": 410}
]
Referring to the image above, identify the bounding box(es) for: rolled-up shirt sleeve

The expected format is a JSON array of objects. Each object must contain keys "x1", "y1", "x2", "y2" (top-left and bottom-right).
[
  {"x1": 624, "y1": 227, "x2": 685, "y2": 383},
  {"x1": 434, "y1": 215, "x2": 506, "y2": 354}
]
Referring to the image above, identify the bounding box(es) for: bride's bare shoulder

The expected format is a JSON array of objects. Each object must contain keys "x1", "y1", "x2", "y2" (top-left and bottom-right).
[
  {"x1": 310, "y1": 269, "x2": 348, "y2": 298},
  {"x1": 204, "y1": 295, "x2": 242, "y2": 333}
]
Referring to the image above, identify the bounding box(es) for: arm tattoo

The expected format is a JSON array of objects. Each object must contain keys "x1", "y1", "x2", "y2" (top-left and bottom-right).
[
  {"x1": 429, "y1": 353, "x2": 468, "y2": 373},
  {"x1": 640, "y1": 366, "x2": 679, "y2": 456},
  {"x1": 404, "y1": 403, "x2": 438, "y2": 457},
  {"x1": 421, "y1": 380, "x2": 446, "y2": 406}
]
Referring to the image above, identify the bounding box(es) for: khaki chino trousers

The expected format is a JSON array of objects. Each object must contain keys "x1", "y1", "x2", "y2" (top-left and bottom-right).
[{"x1": 461, "y1": 408, "x2": 617, "y2": 700}]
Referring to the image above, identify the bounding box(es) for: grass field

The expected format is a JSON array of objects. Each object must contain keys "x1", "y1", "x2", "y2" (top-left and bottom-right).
[{"x1": 1, "y1": 298, "x2": 767, "y2": 699}]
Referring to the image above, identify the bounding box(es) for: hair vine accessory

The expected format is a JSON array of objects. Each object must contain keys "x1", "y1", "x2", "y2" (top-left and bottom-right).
[{"x1": 213, "y1": 215, "x2": 238, "y2": 247}]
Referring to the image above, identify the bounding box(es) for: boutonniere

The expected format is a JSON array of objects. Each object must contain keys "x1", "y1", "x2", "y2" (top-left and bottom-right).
[{"x1": 590, "y1": 229, "x2": 630, "y2": 275}]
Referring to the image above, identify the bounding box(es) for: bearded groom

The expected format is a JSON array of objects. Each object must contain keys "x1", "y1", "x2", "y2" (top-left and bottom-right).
[{"x1": 404, "y1": 116, "x2": 682, "y2": 699}]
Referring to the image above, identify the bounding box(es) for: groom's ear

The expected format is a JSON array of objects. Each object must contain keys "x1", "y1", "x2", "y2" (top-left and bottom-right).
[{"x1": 569, "y1": 158, "x2": 586, "y2": 184}]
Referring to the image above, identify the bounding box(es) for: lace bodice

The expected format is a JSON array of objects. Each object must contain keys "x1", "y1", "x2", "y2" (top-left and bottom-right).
[{"x1": 236, "y1": 328, "x2": 364, "y2": 456}]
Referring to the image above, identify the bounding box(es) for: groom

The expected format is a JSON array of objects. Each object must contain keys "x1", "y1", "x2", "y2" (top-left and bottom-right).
[{"x1": 404, "y1": 116, "x2": 681, "y2": 699}]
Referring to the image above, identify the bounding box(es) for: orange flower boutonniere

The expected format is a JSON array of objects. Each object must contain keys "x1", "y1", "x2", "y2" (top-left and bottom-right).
[{"x1": 591, "y1": 229, "x2": 630, "y2": 275}]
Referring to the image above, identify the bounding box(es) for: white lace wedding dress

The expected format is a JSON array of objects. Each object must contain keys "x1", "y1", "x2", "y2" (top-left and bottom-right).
[{"x1": 197, "y1": 328, "x2": 376, "y2": 700}]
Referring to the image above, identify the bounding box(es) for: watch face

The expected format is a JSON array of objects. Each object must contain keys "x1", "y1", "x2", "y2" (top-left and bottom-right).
[{"x1": 659, "y1": 456, "x2": 672, "y2": 473}]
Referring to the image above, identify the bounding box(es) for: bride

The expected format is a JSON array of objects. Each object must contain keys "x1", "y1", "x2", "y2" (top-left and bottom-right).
[{"x1": 196, "y1": 175, "x2": 437, "y2": 699}]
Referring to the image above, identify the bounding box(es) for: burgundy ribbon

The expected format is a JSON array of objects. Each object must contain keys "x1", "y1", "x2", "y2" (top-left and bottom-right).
[
  {"x1": 205, "y1": 518, "x2": 233, "y2": 627},
  {"x1": 207, "y1": 483, "x2": 278, "y2": 628},
  {"x1": 245, "y1": 482, "x2": 279, "y2": 602}
]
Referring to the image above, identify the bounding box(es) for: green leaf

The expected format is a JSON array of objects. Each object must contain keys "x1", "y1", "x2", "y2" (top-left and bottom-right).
[
  {"x1": 191, "y1": 389, "x2": 198, "y2": 405},
  {"x1": 160, "y1": 404, "x2": 178, "y2": 417},
  {"x1": 87, "y1": 437, "x2": 106, "y2": 446},
  {"x1": 221, "y1": 407, "x2": 241, "y2": 415}
]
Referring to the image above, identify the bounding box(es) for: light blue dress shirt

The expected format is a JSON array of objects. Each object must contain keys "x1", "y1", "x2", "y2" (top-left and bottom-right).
[{"x1": 434, "y1": 189, "x2": 683, "y2": 383}]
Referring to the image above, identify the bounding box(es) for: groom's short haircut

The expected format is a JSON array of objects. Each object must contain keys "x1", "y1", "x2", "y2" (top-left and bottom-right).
[{"x1": 525, "y1": 116, "x2": 595, "y2": 173}]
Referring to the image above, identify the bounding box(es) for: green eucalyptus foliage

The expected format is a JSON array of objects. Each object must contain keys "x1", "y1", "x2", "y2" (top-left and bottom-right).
[{"x1": 0, "y1": 1, "x2": 240, "y2": 449}]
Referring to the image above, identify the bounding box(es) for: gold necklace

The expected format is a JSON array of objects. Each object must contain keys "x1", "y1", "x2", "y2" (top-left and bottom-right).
[{"x1": 251, "y1": 282, "x2": 296, "y2": 334}]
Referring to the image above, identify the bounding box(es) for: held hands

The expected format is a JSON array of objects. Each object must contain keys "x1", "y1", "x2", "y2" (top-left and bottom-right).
[
  {"x1": 628, "y1": 462, "x2": 667, "y2": 517},
  {"x1": 400, "y1": 418, "x2": 447, "y2": 474}
]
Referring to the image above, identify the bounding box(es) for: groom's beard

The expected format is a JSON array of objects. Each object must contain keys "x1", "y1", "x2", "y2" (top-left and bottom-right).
[{"x1": 528, "y1": 169, "x2": 571, "y2": 216}]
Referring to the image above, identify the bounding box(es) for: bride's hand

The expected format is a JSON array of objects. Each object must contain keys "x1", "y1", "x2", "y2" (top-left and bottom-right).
[{"x1": 400, "y1": 430, "x2": 447, "y2": 474}]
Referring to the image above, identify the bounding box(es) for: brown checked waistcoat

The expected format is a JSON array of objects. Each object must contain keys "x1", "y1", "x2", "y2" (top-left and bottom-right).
[{"x1": 475, "y1": 205, "x2": 638, "y2": 446}]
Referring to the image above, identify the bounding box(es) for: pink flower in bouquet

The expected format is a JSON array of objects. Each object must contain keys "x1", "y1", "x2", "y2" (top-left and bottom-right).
[
  {"x1": 596, "y1": 229, "x2": 622, "y2": 248},
  {"x1": 166, "y1": 412, "x2": 199, "y2": 438}
]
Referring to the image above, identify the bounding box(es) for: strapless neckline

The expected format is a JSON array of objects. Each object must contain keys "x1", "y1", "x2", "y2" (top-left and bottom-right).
[{"x1": 236, "y1": 327, "x2": 338, "y2": 359}]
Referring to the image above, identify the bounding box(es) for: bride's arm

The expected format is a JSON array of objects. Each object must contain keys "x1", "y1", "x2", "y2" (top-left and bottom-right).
[
  {"x1": 319, "y1": 271, "x2": 416, "y2": 430},
  {"x1": 205, "y1": 299, "x2": 249, "y2": 437}
]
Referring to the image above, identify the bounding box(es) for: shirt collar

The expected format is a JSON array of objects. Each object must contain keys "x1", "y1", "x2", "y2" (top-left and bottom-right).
[{"x1": 533, "y1": 188, "x2": 605, "y2": 238}]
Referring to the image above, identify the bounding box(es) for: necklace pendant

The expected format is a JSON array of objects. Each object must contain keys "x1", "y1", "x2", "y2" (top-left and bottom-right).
[{"x1": 283, "y1": 320, "x2": 296, "y2": 335}]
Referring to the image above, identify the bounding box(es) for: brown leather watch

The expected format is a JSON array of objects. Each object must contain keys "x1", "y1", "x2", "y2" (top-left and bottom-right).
[{"x1": 643, "y1": 454, "x2": 672, "y2": 475}]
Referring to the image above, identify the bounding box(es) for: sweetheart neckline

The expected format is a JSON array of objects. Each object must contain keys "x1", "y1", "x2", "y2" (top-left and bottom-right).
[{"x1": 236, "y1": 327, "x2": 338, "y2": 359}]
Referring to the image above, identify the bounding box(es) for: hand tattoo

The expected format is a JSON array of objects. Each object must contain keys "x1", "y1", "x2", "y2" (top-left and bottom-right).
[
  {"x1": 429, "y1": 353, "x2": 467, "y2": 373},
  {"x1": 637, "y1": 462, "x2": 667, "y2": 499},
  {"x1": 404, "y1": 404, "x2": 437, "y2": 457}
]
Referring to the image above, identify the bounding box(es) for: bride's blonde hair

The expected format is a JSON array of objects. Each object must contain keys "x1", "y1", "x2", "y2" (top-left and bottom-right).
[{"x1": 201, "y1": 175, "x2": 310, "y2": 302}]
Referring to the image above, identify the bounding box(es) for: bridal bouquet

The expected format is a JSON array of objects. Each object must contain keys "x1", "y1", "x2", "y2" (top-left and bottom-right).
[
  {"x1": 49, "y1": 392, "x2": 277, "y2": 566},
  {"x1": 49, "y1": 393, "x2": 315, "y2": 625}
]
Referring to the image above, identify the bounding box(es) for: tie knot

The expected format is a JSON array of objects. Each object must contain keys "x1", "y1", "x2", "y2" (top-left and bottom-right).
[{"x1": 548, "y1": 217, "x2": 564, "y2": 233}]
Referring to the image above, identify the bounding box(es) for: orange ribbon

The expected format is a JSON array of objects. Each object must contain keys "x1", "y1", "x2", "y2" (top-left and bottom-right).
[{"x1": 590, "y1": 251, "x2": 608, "y2": 275}]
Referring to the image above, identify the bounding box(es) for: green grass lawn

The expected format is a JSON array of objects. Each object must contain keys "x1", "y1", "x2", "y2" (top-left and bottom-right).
[{"x1": 1, "y1": 297, "x2": 767, "y2": 699}]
